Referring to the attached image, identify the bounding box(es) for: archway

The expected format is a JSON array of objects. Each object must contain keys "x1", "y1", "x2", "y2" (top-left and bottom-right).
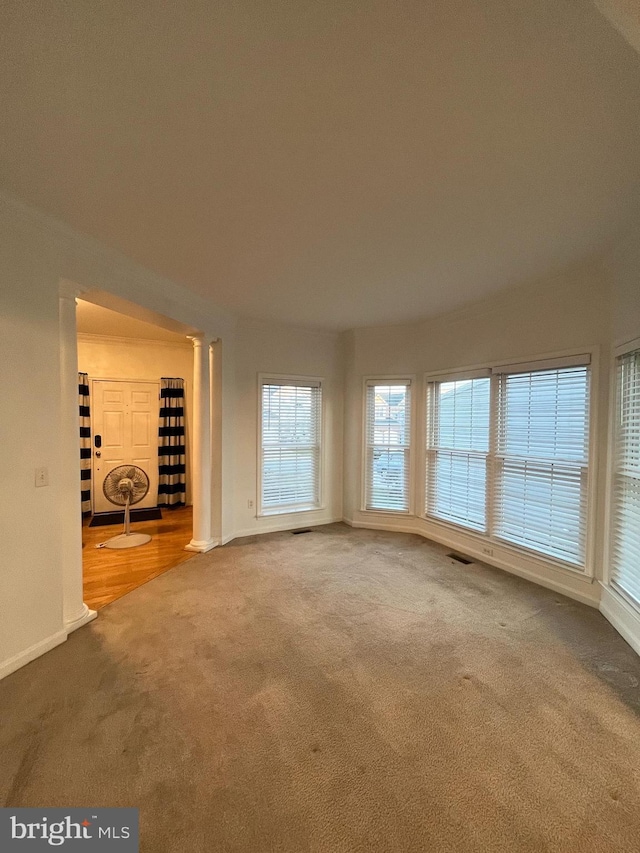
[{"x1": 59, "y1": 281, "x2": 221, "y2": 632}]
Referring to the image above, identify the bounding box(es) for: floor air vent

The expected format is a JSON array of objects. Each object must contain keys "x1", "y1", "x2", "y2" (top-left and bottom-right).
[
  {"x1": 447, "y1": 553, "x2": 473, "y2": 565},
  {"x1": 292, "y1": 529, "x2": 312, "y2": 535}
]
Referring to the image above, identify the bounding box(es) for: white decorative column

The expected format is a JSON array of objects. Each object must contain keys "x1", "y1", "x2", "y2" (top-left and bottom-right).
[
  {"x1": 186, "y1": 334, "x2": 216, "y2": 552},
  {"x1": 59, "y1": 285, "x2": 97, "y2": 633}
]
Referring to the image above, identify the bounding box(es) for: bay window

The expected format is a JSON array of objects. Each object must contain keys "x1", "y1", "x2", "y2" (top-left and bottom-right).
[
  {"x1": 423, "y1": 355, "x2": 591, "y2": 570},
  {"x1": 494, "y1": 360, "x2": 590, "y2": 567},
  {"x1": 364, "y1": 380, "x2": 411, "y2": 512},
  {"x1": 426, "y1": 373, "x2": 490, "y2": 532},
  {"x1": 609, "y1": 345, "x2": 640, "y2": 604}
]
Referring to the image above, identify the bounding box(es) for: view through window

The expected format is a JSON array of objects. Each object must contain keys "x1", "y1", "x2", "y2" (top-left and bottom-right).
[
  {"x1": 260, "y1": 379, "x2": 322, "y2": 514},
  {"x1": 364, "y1": 381, "x2": 411, "y2": 512}
]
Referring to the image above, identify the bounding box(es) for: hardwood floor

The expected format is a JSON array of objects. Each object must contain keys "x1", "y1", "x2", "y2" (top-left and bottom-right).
[{"x1": 82, "y1": 506, "x2": 195, "y2": 610}]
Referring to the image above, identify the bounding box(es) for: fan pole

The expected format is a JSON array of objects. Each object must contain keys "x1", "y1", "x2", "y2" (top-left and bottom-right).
[{"x1": 100, "y1": 464, "x2": 152, "y2": 550}]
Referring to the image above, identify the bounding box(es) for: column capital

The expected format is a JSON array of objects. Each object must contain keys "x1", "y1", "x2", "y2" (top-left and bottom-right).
[
  {"x1": 58, "y1": 279, "x2": 83, "y2": 301},
  {"x1": 188, "y1": 334, "x2": 219, "y2": 348}
]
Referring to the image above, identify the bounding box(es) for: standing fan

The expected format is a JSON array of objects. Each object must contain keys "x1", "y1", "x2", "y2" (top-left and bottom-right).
[{"x1": 100, "y1": 465, "x2": 152, "y2": 550}]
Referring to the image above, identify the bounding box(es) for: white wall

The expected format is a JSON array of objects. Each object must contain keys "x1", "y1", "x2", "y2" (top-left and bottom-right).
[
  {"x1": 0, "y1": 214, "x2": 67, "y2": 673},
  {"x1": 608, "y1": 213, "x2": 640, "y2": 343},
  {"x1": 232, "y1": 317, "x2": 344, "y2": 538},
  {"x1": 343, "y1": 256, "x2": 613, "y2": 606},
  {"x1": 77, "y1": 335, "x2": 195, "y2": 505}
]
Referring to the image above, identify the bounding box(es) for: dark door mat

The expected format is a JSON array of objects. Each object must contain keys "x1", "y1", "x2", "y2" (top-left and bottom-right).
[{"x1": 89, "y1": 508, "x2": 163, "y2": 527}]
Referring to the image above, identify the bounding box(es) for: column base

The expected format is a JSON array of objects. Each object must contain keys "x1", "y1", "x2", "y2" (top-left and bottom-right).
[
  {"x1": 65, "y1": 603, "x2": 97, "y2": 636},
  {"x1": 185, "y1": 538, "x2": 217, "y2": 553}
]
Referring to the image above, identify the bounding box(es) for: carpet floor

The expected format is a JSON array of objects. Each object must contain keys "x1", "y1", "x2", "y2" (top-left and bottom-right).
[{"x1": 2, "y1": 523, "x2": 640, "y2": 852}]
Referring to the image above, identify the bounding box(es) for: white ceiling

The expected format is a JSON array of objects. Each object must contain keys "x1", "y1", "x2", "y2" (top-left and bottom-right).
[
  {"x1": 76, "y1": 300, "x2": 188, "y2": 343},
  {"x1": 1, "y1": 1, "x2": 639, "y2": 331}
]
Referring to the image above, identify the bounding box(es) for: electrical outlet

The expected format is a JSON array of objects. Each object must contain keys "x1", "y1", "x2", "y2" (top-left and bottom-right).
[
  {"x1": 35, "y1": 467, "x2": 49, "y2": 487},
  {"x1": 248, "y1": 499, "x2": 254, "y2": 509},
  {"x1": 482, "y1": 547, "x2": 494, "y2": 557}
]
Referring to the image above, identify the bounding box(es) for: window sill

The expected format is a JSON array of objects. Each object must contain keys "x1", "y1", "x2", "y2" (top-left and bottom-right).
[
  {"x1": 360, "y1": 508, "x2": 414, "y2": 518},
  {"x1": 258, "y1": 505, "x2": 325, "y2": 518}
]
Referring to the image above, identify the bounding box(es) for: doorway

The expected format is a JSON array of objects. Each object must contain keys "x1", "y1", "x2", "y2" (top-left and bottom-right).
[
  {"x1": 59, "y1": 282, "x2": 220, "y2": 637},
  {"x1": 74, "y1": 298, "x2": 205, "y2": 610}
]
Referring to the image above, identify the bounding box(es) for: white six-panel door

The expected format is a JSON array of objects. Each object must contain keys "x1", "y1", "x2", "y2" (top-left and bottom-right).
[{"x1": 91, "y1": 380, "x2": 160, "y2": 513}]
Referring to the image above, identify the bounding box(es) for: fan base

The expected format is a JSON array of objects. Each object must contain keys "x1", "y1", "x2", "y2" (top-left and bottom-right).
[{"x1": 103, "y1": 533, "x2": 152, "y2": 550}]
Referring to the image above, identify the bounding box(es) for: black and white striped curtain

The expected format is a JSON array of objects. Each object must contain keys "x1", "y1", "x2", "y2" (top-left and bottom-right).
[
  {"x1": 78, "y1": 372, "x2": 92, "y2": 516},
  {"x1": 158, "y1": 378, "x2": 187, "y2": 507}
]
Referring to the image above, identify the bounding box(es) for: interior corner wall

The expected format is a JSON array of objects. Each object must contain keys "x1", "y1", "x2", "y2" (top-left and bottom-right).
[
  {"x1": 343, "y1": 257, "x2": 613, "y2": 606},
  {"x1": 342, "y1": 329, "x2": 359, "y2": 524},
  {"x1": 77, "y1": 336, "x2": 195, "y2": 506},
  {"x1": 608, "y1": 213, "x2": 640, "y2": 343},
  {"x1": 232, "y1": 317, "x2": 344, "y2": 538}
]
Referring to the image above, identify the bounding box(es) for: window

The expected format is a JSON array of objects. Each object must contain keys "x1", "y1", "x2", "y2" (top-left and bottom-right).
[
  {"x1": 422, "y1": 355, "x2": 592, "y2": 570},
  {"x1": 494, "y1": 361, "x2": 590, "y2": 567},
  {"x1": 260, "y1": 378, "x2": 322, "y2": 514},
  {"x1": 364, "y1": 380, "x2": 411, "y2": 512},
  {"x1": 426, "y1": 374, "x2": 490, "y2": 532},
  {"x1": 610, "y1": 346, "x2": 640, "y2": 605}
]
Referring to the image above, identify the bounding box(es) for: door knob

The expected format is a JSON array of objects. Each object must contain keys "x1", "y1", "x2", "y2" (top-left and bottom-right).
[{"x1": 95, "y1": 450, "x2": 101, "y2": 457}]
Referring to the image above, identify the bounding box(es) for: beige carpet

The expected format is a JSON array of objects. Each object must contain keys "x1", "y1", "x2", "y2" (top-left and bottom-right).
[{"x1": 2, "y1": 524, "x2": 640, "y2": 852}]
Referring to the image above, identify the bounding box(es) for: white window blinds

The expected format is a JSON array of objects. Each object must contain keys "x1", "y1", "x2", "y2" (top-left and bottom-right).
[
  {"x1": 260, "y1": 380, "x2": 322, "y2": 514},
  {"x1": 610, "y1": 348, "x2": 640, "y2": 605},
  {"x1": 495, "y1": 365, "x2": 590, "y2": 566},
  {"x1": 365, "y1": 381, "x2": 411, "y2": 512},
  {"x1": 426, "y1": 377, "x2": 490, "y2": 531}
]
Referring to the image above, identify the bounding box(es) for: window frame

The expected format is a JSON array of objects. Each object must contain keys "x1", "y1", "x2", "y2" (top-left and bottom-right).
[
  {"x1": 424, "y1": 369, "x2": 492, "y2": 533},
  {"x1": 257, "y1": 373, "x2": 325, "y2": 517},
  {"x1": 420, "y1": 349, "x2": 598, "y2": 577},
  {"x1": 361, "y1": 375, "x2": 415, "y2": 515},
  {"x1": 603, "y1": 335, "x2": 640, "y2": 606},
  {"x1": 492, "y1": 360, "x2": 591, "y2": 568}
]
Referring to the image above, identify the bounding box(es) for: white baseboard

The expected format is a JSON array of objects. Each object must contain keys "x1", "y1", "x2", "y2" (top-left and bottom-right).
[
  {"x1": 343, "y1": 515, "x2": 420, "y2": 537},
  {"x1": 224, "y1": 516, "x2": 343, "y2": 544},
  {"x1": 345, "y1": 515, "x2": 600, "y2": 608},
  {"x1": 600, "y1": 585, "x2": 640, "y2": 656},
  {"x1": 0, "y1": 629, "x2": 67, "y2": 682}
]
